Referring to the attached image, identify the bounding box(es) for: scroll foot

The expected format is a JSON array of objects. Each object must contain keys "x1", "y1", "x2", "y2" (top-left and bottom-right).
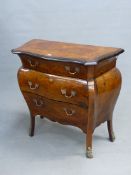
[{"x1": 86, "y1": 147, "x2": 93, "y2": 159}]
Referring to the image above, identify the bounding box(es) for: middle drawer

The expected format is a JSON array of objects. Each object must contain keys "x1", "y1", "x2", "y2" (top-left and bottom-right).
[{"x1": 18, "y1": 68, "x2": 88, "y2": 107}]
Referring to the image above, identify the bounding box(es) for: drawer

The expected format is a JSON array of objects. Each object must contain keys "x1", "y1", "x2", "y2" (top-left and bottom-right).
[
  {"x1": 20, "y1": 54, "x2": 87, "y2": 80},
  {"x1": 23, "y1": 92, "x2": 88, "y2": 131},
  {"x1": 18, "y1": 68, "x2": 88, "y2": 107}
]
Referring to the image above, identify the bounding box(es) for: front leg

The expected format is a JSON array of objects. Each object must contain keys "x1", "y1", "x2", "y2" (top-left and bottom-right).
[{"x1": 86, "y1": 80, "x2": 96, "y2": 158}]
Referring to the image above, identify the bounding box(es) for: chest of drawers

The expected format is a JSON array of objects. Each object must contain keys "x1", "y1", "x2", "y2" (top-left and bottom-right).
[{"x1": 12, "y1": 39, "x2": 124, "y2": 158}]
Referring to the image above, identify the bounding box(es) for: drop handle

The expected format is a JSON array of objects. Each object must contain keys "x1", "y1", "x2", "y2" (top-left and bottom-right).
[
  {"x1": 64, "y1": 108, "x2": 75, "y2": 116},
  {"x1": 61, "y1": 89, "x2": 76, "y2": 98},
  {"x1": 65, "y1": 66, "x2": 80, "y2": 75},
  {"x1": 28, "y1": 81, "x2": 39, "y2": 90},
  {"x1": 33, "y1": 99, "x2": 43, "y2": 107},
  {"x1": 28, "y1": 59, "x2": 38, "y2": 67}
]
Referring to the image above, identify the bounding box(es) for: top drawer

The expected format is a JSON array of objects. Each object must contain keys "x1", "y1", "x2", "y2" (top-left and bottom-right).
[{"x1": 19, "y1": 54, "x2": 87, "y2": 80}]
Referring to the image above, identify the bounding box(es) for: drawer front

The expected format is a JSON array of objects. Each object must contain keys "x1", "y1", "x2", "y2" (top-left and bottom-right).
[
  {"x1": 23, "y1": 92, "x2": 88, "y2": 131},
  {"x1": 20, "y1": 54, "x2": 87, "y2": 80},
  {"x1": 94, "y1": 58, "x2": 116, "y2": 77},
  {"x1": 18, "y1": 68, "x2": 88, "y2": 107}
]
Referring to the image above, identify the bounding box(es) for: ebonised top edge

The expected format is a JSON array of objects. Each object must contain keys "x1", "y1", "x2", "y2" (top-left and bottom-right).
[
  {"x1": 11, "y1": 49, "x2": 124, "y2": 66},
  {"x1": 11, "y1": 39, "x2": 124, "y2": 66}
]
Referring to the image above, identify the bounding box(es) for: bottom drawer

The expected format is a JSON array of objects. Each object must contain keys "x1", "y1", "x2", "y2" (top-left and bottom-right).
[{"x1": 23, "y1": 92, "x2": 88, "y2": 132}]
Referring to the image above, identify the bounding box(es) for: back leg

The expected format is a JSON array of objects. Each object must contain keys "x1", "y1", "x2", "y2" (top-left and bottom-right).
[
  {"x1": 107, "y1": 119, "x2": 115, "y2": 142},
  {"x1": 29, "y1": 114, "x2": 35, "y2": 137},
  {"x1": 40, "y1": 115, "x2": 44, "y2": 119}
]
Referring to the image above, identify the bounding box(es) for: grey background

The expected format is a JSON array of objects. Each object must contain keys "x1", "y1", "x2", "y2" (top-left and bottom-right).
[{"x1": 0, "y1": 0, "x2": 131, "y2": 174}]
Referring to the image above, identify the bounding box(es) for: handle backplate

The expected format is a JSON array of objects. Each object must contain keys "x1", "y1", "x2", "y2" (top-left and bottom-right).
[
  {"x1": 65, "y1": 66, "x2": 80, "y2": 75},
  {"x1": 33, "y1": 99, "x2": 43, "y2": 107},
  {"x1": 64, "y1": 108, "x2": 75, "y2": 116},
  {"x1": 61, "y1": 89, "x2": 76, "y2": 98},
  {"x1": 28, "y1": 81, "x2": 39, "y2": 90},
  {"x1": 28, "y1": 59, "x2": 38, "y2": 67}
]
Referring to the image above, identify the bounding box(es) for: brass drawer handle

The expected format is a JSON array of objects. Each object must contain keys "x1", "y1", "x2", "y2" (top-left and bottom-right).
[
  {"x1": 28, "y1": 59, "x2": 38, "y2": 67},
  {"x1": 64, "y1": 108, "x2": 75, "y2": 116},
  {"x1": 28, "y1": 81, "x2": 39, "y2": 90},
  {"x1": 61, "y1": 89, "x2": 76, "y2": 98},
  {"x1": 33, "y1": 99, "x2": 43, "y2": 107},
  {"x1": 65, "y1": 66, "x2": 80, "y2": 75}
]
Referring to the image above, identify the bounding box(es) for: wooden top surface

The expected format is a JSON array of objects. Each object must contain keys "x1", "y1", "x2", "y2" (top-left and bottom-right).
[{"x1": 12, "y1": 39, "x2": 124, "y2": 65}]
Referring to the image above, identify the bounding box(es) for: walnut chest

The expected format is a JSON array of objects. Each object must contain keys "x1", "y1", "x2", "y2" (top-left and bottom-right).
[{"x1": 12, "y1": 39, "x2": 124, "y2": 158}]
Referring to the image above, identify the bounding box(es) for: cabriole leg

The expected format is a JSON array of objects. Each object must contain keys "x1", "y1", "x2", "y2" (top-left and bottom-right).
[{"x1": 86, "y1": 79, "x2": 96, "y2": 159}]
